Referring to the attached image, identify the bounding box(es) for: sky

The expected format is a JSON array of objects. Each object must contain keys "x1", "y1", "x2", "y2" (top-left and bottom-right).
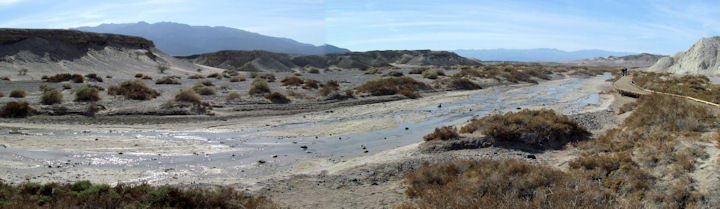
[{"x1": 1, "y1": 0, "x2": 719, "y2": 55}]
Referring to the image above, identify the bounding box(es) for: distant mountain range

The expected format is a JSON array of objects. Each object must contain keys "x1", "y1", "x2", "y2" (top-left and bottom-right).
[
  {"x1": 75, "y1": 22, "x2": 350, "y2": 56},
  {"x1": 454, "y1": 48, "x2": 636, "y2": 62}
]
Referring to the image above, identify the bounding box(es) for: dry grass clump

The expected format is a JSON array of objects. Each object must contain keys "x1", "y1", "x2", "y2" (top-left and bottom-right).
[
  {"x1": 229, "y1": 76, "x2": 246, "y2": 82},
  {"x1": 192, "y1": 82, "x2": 216, "y2": 96},
  {"x1": 226, "y1": 92, "x2": 241, "y2": 102},
  {"x1": 355, "y1": 76, "x2": 428, "y2": 98},
  {"x1": 461, "y1": 109, "x2": 589, "y2": 150},
  {"x1": 251, "y1": 72, "x2": 276, "y2": 82},
  {"x1": 319, "y1": 80, "x2": 340, "y2": 96},
  {"x1": 384, "y1": 71, "x2": 404, "y2": 77},
  {"x1": 174, "y1": 89, "x2": 202, "y2": 103},
  {"x1": 40, "y1": 87, "x2": 63, "y2": 105},
  {"x1": 0, "y1": 101, "x2": 32, "y2": 118},
  {"x1": 74, "y1": 86, "x2": 100, "y2": 102},
  {"x1": 308, "y1": 68, "x2": 320, "y2": 74},
  {"x1": 62, "y1": 83, "x2": 72, "y2": 89},
  {"x1": 398, "y1": 159, "x2": 616, "y2": 208},
  {"x1": 0, "y1": 76, "x2": 9, "y2": 81},
  {"x1": 188, "y1": 74, "x2": 205, "y2": 79},
  {"x1": 85, "y1": 73, "x2": 103, "y2": 82},
  {"x1": 249, "y1": 78, "x2": 271, "y2": 95},
  {"x1": 155, "y1": 76, "x2": 181, "y2": 85},
  {"x1": 141, "y1": 75, "x2": 152, "y2": 80},
  {"x1": 134, "y1": 73, "x2": 143, "y2": 78},
  {"x1": 423, "y1": 126, "x2": 459, "y2": 141},
  {"x1": 265, "y1": 92, "x2": 291, "y2": 104},
  {"x1": 0, "y1": 91, "x2": 4, "y2": 97},
  {"x1": 421, "y1": 69, "x2": 445, "y2": 79},
  {"x1": 281, "y1": 76, "x2": 304, "y2": 86},
  {"x1": 432, "y1": 77, "x2": 482, "y2": 90},
  {"x1": 207, "y1": 72, "x2": 222, "y2": 79},
  {"x1": 408, "y1": 67, "x2": 429, "y2": 74},
  {"x1": 0, "y1": 181, "x2": 277, "y2": 209},
  {"x1": 108, "y1": 80, "x2": 160, "y2": 100},
  {"x1": 9, "y1": 89, "x2": 25, "y2": 98},
  {"x1": 302, "y1": 79, "x2": 320, "y2": 89}
]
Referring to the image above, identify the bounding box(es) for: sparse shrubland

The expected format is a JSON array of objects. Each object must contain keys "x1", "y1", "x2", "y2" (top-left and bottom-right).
[
  {"x1": 398, "y1": 159, "x2": 616, "y2": 208},
  {"x1": 45, "y1": 73, "x2": 84, "y2": 83},
  {"x1": 0, "y1": 101, "x2": 32, "y2": 118},
  {"x1": 85, "y1": 73, "x2": 103, "y2": 82},
  {"x1": 0, "y1": 181, "x2": 277, "y2": 209},
  {"x1": 633, "y1": 72, "x2": 720, "y2": 104},
  {"x1": 408, "y1": 67, "x2": 429, "y2": 74},
  {"x1": 108, "y1": 80, "x2": 160, "y2": 100},
  {"x1": 251, "y1": 72, "x2": 276, "y2": 82},
  {"x1": 188, "y1": 74, "x2": 205, "y2": 79},
  {"x1": 432, "y1": 77, "x2": 482, "y2": 90},
  {"x1": 355, "y1": 76, "x2": 428, "y2": 98},
  {"x1": 421, "y1": 69, "x2": 445, "y2": 79},
  {"x1": 192, "y1": 82, "x2": 216, "y2": 95}
]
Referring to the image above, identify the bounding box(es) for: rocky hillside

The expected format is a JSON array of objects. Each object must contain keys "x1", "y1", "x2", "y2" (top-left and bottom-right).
[
  {"x1": 179, "y1": 50, "x2": 481, "y2": 72},
  {"x1": 0, "y1": 29, "x2": 212, "y2": 79},
  {"x1": 559, "y1": 53, "x2": 666, "y2": 67},
  {"x1": 649, "y1": 36, "x2": 720, "y2": 74},
  {"x1": 76, "y1": 22, "x2": 350, "y2": 56}
]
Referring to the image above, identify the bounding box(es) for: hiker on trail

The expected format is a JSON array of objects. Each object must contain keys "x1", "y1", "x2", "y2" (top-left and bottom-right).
[{"x1": 621, "y1": 68, "x2": 628, "y2": 76}]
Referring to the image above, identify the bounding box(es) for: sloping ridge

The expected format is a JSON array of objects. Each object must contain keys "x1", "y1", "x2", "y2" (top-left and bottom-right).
[
  {"x1": 560, "y1": 53, "x2": 666, "y2": 67},
  {"x1": 0, "y1": 29, "x2": 205, "y2": 79},
  {"x1": 649, "y1": 36, "x2": 720, "y2": 74},
  {"x1": 178, "y1": 50, "x2": 481, "y2": 72}
]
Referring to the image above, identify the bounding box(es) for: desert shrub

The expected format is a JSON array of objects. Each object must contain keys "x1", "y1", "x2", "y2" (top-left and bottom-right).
[
  {"x1": 155, "y1": 76, "x2": 181, "y2": 85},
  {"x1": 45, "y1": 73, "x2": 83, "y2": 83},
  {"x1": 134, "y1": 73, "x2": 143, "y2": 78},
  {"x1": 625, "y1": 94, "x2": 715, "y2": 132},
  {"x1": 105, "y1": 75, "x2": 112, "y2": 78},
  {"x1": 71, "y1": 74, "x2": 84, "y2": 83},
  {"x1": 207, "y1": 72, "x2": 222, "y2": 79},
  {"x1": 633, "y1": 72, "x2": 720, "y2": 104},
  {"x1": 226, "y1": 92, "x2": 241, "y2": 101},
  {"x1": 107, "y1": 80, "x2": 160, "y2": 100},
  {"x1": 252, "y1": 73, "x2": 276, "y2": 82},
  {"x1": 462, "y1": 109, "x2": 589, "y2": 150},
  {"x1": 281, "y1": 76, "x2": 304, "y2": 86},
  {"x1": 398, "y1": 159, "x2": 616, "y2": 208},
  {"x1": 141, "y1": 75, "x2": 152, "y2": 80},
  {"x1": 265, "y1": 92, "x2": 291, "y2": 104},
  {"x1": 302, "y1": 79, "x2": 320, "y2": 89},
  {"x1": 74, "y1": 86, "x2": 100, "y2": 102},
  {"x1": 9, "y1": 89, "x2": 25, "y2": 98},
  {"x1": 174, "y1": 89, "x2": 202, "y2": 103},
  {"x1": 308, "y1": 68, "x2": 320, "y2": 74},
  {"x1": 0, "y1": 101, "x2": 32, "y2": 118},
  {"x1": 229, "y1": 76, "x2": 246, "y2": 82},
  {"x1": 38, "y1": 83, "x2": 49, "y2": 91},
  {"x1": 62, "y1": 83, "x2": 72, "y2": 90},
  {"x1": 199, "y1": 80, "x2": 214, "y2": 86},
  {"x1": 384, "y1": 71, "x2": 404, "y2": 77},
  {"x1": 157, "y1": 64, "x2": 169, "y2": 74},
  {"x1": 0, "y1": 181, "x2": 277, "y2": 208},
  {"x1": 320, "y1": 81, "x2": 340, "y2": 96},
  {"x1": 355, "y1": 76, "x2": 428, "y2": 98},
  {"x1": 0, "y1": 91, "x2": 3, "y2": 97},
  {"x1": 83, "y1": 84, "x2": 105, "y2": 91},
  {"x1": 188, "y1": 74, "x2": 204, "y2": 79},
  {"x1": 423, "y1": 126, "x2": 459, "y2": 141},
  {"x1": 448, "y1": 78, "x2": 481, "y2": 90},
  {"x1": 40, "y1": 87, "x2": 63, "y2": 105},
  {"x1": 453, "y1": 68, "x2": 483, "y2": 78},
  {"x1": 249, "y1": 78, "x2": 271, "y2": 95},
  {"x1": 409, "y1": 67, "x2": 429, "y2": 74},
  {"x1": 0, "y1": 76, "x2": 10, "y2": 81},
  {"x1": 85, "y1": 73, "x2": 103, "y2": 82},
  {"x1": 194, "y1": 85, "x2": 216, "y2": 95},
  {"x1": 503, "y1": 69, "x2": 537, "y2": 84},
  {"x1": 41, "y1": 75, "x2": 49, "y2": 80}
]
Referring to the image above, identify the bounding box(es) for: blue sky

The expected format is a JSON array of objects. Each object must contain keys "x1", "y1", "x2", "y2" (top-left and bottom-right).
[{"x1": 1, "y1": 0, "x2": 718, "y2": 55}]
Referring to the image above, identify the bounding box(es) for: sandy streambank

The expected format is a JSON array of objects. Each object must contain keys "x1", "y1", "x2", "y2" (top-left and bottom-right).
[{"x1": 0, "y1": 134, "x2": 238, "y2": 155}]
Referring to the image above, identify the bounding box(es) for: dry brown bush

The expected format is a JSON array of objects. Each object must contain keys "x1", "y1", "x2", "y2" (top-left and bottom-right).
[
  {"x1": 155, "y1": 76, "x2": 181, "y2": 85},
  {"x1": 625, "y1": 94, "x2": 716, "y2": 132},
  {"x1": 398, "y1": 159, "x2": 616, "y2": 208},
  {"x1": 0, "y1": 101, "x2": 32, "y2": 118},
  {"x1": 108, "y1": 80, "x2": 160, "y2": 100},
  {"x1": 229, "y1": 76, "x2": 246, "y2": 82},
  {"x1": 281, "y1": 76, "x2": 304, "y2": 86},
  {"x1": 174, "y1": 89, "x2": 201, "y2": 103},
  {"x1": 423, "y1": 126, "x2": 459, "y2": 141},
  {"x1": 249, "y1": 78, "x2": 271, "y2": 95},
  {"x1": 188, "y1": 74, "x2": 205, "y2": 79},
  {"x1": 265, "y1": 92, "x2": 290, "y2": 104}
]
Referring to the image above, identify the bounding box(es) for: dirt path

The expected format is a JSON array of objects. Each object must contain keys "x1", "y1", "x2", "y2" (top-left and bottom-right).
[{"x1": 691, "y1": 141, "x2": 720, "y2": 195}]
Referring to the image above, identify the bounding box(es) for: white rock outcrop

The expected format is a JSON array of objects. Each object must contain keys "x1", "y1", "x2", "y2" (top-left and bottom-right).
[{"x1": 649, "y1": 36, "x2": 720, "y2": 75}]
